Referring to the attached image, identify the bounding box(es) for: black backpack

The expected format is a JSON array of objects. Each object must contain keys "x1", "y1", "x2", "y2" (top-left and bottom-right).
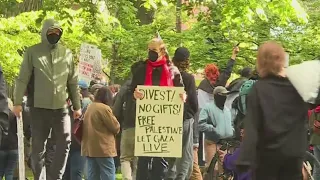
[
  {"x1": 232, "y1": 97, "x2": 245, "y2": 141},
  {"x1": 0, "y1": 113, "x2": 9, "y2": 148}
]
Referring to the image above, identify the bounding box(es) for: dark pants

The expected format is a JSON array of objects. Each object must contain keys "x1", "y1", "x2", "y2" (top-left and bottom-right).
[
  {"x1": 27, "y1": 137, "x2": 56, "y2": 179},
  {"x1": 136, "y1": 157, "x2": 168, "y2": 180},
  {"x1": 253, "y1": 155, "x2": 303, "y2": 180},
  {"x1": 63, "y1": 149, "x2": 85, "y2": 180},
  {"x1": 70, "y1": 150, "x2": 86, "y2": 180},
  {"x1": 0, "y1": 150, "x2": 18, "y2": 180},
  {"x1": 30, "y1": 108, "x2": 71, "y2": 180},
  {"x1": 166, "y1": 118, "x2": 194, "y2": 180}
]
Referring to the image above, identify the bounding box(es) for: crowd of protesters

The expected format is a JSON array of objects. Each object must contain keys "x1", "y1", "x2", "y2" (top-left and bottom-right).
[{"x1": 0, "y1": 18, "x2": 320, "y2": 180}]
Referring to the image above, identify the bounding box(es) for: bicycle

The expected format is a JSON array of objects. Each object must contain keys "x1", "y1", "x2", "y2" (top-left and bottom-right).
[
  {"x1": 203, "y1": 138, "x2": 240, "y2": 180},
  {"x1": 203, "y1": 140, "x2": 320, "y2": 180},
  {"x1": 303, "y1": 150, "x2": 320, "y2": 180}
]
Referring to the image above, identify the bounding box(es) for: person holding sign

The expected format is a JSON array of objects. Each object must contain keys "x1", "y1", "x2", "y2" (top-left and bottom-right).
[
  {"x1": 13, "y1": 19, "x2": 81, "y2": 180},
  {"x1": 132, "y1": 38, "x2": 185, "y2": 180}
]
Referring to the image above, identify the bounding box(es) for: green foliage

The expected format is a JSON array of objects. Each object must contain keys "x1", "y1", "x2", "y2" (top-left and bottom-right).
[
  {"x1": 0, "y1": 11, "x2": 40, "y2": 83},
  {"x1": 0, "y1": 0, "x2": 319, "y2": 84}
]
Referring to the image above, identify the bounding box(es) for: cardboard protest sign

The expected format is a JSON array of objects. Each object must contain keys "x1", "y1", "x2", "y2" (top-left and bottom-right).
[
  {"x1": 78, "y1": 43, "x2": 102, "y2": 84},
  {"x1": 134, "y1": 86, "x2": 184, "y2": 158}
]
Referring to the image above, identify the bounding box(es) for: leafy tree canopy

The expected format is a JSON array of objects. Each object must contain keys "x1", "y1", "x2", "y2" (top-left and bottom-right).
[{"x1": 0, "y1": 0, "x2": 319, "y2": 84}]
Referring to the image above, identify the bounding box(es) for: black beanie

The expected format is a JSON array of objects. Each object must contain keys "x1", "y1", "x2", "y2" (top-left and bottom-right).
[{"x1": 173, "y1": 47, "x2": 190, "y2": 62}]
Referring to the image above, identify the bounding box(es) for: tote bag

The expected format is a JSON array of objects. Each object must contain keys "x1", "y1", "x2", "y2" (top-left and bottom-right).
[{"x1": 72, "y1": 106, "x2": 88, "y2": 144}]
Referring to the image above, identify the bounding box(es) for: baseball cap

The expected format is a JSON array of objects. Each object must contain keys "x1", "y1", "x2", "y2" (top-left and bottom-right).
[
  {"x1": 173, "y1": 47, "x2": 190, "y2": 62},
  {"x1": 213, "y1": 86, "x2": 230, "y2": 95}
]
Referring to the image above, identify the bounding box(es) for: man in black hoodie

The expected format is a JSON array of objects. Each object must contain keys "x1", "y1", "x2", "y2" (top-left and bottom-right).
[
  {"x1": 165, "y1": 47, "x2": 198, "y2": 180},
  {"x1": 0, "y1": 65, "x2": 9, "y2": 147}
]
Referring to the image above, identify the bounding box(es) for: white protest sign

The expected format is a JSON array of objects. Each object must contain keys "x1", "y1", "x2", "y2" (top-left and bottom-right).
[
  {"x1": 286, "y1": 60, "x2": 320, "y2": 104},
  {"x1": 17, "y1": 115, "x2": 25, "y2": 180},
  {"x1": 134, "y1": 86, "x2": 184, "y2": 158},
  {"x1": 78, "y1": 43, "x2": 102, "y2": 84}
]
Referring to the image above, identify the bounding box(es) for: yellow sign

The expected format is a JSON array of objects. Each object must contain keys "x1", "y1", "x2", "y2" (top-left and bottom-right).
[{"x1": 134, "y1": 85, "x2": 184, "y2": 158}]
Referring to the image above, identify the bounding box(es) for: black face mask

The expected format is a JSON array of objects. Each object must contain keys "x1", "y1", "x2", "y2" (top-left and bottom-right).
[
  {"x1": 47, "y1": 34, "x2": 61, "y2": 44},
  {"x1": 214, "y1": 94, "x2": 227, "y2": 110},
  {"x1": 148, "y1": 50, "x2": 159, "y2": 62}
]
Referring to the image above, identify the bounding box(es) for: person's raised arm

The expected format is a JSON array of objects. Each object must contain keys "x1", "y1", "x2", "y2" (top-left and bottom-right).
[
  {"x1": 13, "y1": 50, "x2": 33, "y2": 117},
  {"x1": 216, "y1": 47, "x2": 239, "y2": 87},
  {"x1": 236, "y1": 85, "x2": 262, "y2": 172},
  {"x1": 67, "y1": 51, "x2": 81, "y2": 119}
]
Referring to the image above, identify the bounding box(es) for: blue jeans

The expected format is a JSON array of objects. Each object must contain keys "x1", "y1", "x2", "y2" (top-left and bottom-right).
[
  {"x1": 70, "y1": 150, "x2": 86, "y2": 180},
  {"x1": 314, "y1": 145, "x2": 320, "y2": 179},
  {"x1": 87, "y1": 157, "x2": 115, "y2": 180},
  {"x1": 0, "y1": 150, "x2": 19, "y2": 180}
]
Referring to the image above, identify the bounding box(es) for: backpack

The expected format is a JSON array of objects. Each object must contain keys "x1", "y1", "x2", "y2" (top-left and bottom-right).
[
  {"x1": 233, "y1": 80, "x2": 256, "y2": 140},
  {"x1": 237, "y1": 80, "x2": 256, "y2": 115},
  {"x1": 309, "y1": 108, "x2": 320, "y2": 136}
]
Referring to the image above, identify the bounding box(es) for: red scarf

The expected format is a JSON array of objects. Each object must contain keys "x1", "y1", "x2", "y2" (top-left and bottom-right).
[
  {"x1": 145, "y1": 57, "x2": 173, "y2": 86},
  {"x1": 308, "y1": 106, "x2": 320, "y2": 118}
]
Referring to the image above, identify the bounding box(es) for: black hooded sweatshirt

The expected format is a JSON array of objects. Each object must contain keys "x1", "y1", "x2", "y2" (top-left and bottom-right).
[
  {"x1": 0, "y1": 66, "x2": 9, "y2": 131},
  {"x1": 0, "y1": 111, "x2": 18, "y2": 150},
  {"x1": 236, "y1": 75, "x2": 308, "y2": 172}
]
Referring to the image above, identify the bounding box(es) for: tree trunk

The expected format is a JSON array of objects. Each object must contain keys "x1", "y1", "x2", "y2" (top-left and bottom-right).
[
  {"x1": 3, "y1": 0, "x2": 43, "y2": 17},
  {"x1": 19, "y1": 0, "x2": 43, "y2": 13},
  {"x1": 110, "y1": 44, "x2": 118, "y2": 84},
  {"x1": 176, "y1": 0, "x2": 182, "y2": 33}
]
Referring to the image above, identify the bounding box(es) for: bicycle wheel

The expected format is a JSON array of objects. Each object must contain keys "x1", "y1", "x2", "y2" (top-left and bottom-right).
[{"x1": 305, "y1": 151, "x2": 320, "y2": 168}]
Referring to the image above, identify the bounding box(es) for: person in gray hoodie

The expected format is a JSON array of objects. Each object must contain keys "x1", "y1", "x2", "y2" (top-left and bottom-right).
[{"x1": 13, "y1": 19, "x2": 81, "y2": 180}]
